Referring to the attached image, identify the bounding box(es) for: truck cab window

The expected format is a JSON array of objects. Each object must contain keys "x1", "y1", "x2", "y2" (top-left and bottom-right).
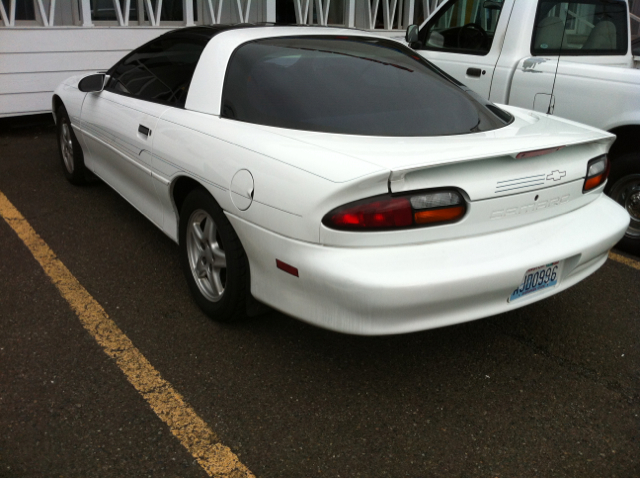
[
  {"x1": 532, "y1": 0, "x2": 628, "y2": 55},
  {"x1": 419, "y1": 0, "x2": 504, "y2": 55}
]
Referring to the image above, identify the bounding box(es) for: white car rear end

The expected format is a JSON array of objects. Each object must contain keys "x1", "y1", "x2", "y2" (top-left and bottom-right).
[
  {"x1": 221, "y1": 106, "x2": 628, "y2": 334},
  {"x1": 53, "y1": 26, "x2": 629, "y2": 334}
]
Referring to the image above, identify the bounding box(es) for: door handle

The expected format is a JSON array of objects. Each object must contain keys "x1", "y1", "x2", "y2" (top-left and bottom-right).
[
  {"x1": 138, "y1": 125, "x2": 151, "y2": 137},
  {"x1": 466, "y1": 67, "x2": 483, "y2": 78}
]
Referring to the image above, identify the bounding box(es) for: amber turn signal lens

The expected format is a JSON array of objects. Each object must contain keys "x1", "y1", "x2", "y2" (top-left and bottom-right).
[
  {"x1": 583, "y1": 155, "x2": 609, "y2": 192},
  {"x1": 414, "y1": 205, "x2": 466, "y2": 224},
  {"x1": 584, "y1": 173, "x2": 605, "y2": 192}
]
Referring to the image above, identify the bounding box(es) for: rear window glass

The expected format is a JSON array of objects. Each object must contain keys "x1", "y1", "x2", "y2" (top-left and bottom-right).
[{"x1": 221, "y1": 36, "x2": 512, "y2": 137}]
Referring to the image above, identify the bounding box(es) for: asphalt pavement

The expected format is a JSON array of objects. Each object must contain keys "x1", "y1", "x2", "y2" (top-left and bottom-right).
[{"x1": 0, "y1": 116, "x2": 638, "y2": 477}]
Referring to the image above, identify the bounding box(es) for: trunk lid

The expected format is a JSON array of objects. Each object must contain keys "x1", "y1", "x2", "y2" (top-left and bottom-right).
[{"x1": 255, "y1": 105, "x2": 614, "y2": 200}]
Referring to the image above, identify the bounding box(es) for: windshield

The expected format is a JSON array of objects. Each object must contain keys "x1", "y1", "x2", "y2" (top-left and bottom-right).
[{"x1": 221, "y1": 36, "x2": 512, "y2": 137}]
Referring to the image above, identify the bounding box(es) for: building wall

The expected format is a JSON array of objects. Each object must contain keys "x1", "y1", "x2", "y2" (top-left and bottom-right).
[
  {"x1": 0, "y1": 27, "x2": 174, "y2": 116},
  {"x1": 0, "y1": 0, "x2": 442, "y2": 117}
]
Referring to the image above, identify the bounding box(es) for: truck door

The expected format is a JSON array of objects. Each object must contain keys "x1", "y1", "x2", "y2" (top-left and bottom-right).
[
  {"x1": 414, "y1": 0, "x2": 514, "y2": 100},
  {"x1": 508, "y1": 1, "x2": 574, "y2": 114},
  {"x1": 545, "y1": 0, "x2": 631, "y2": 125},
  {"x1": 510, "y1": 0, "x2": 629, "y2": 116}
]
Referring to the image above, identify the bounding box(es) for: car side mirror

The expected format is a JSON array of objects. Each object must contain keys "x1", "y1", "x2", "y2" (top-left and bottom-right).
[
  {"x1": 406, "y1": 24, "x2": 420, "y2": 44},
  {"x1": 78, "y1": 73, "x2": 107, "y2": 93}
]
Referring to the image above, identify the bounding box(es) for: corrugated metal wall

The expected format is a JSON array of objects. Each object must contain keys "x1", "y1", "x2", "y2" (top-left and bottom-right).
[{"x1": 0, "y1": 27, "x2": 175, "y2": 116}]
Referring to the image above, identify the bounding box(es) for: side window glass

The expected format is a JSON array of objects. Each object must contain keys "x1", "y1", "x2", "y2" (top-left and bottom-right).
[
  {"x1": 420, "y1": 0, "x2": 504, "y2": 55},
  {"x1": 107, "y1": 36, "x2": 208, "y2": 106},
  {"x1": 532, "y1": 0, "x2": 628, "y2": 55}
]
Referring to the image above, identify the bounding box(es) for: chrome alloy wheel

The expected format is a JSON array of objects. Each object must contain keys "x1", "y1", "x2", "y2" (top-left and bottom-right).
[
  {"x1": 186, "y1": 209, "x2": 227, "y2": 302},
  {"x1": 610, "y1": 174, "x2": 640, "y2": 239},
  {"x1": 60, "y1": 122, "x2": 75, "y2": 174}
]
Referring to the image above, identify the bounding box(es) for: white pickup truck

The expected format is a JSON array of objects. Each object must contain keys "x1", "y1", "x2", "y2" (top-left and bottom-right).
[{"x1": 406, "y1": 0, "x2": 640, "y2": 254}]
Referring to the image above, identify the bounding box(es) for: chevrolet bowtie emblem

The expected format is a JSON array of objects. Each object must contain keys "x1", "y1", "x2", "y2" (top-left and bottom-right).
[{"x1": 547, "y1": 170, "x2": 566, "y2": 181}]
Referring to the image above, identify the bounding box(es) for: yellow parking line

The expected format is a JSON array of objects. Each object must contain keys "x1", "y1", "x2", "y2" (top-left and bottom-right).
[
  {"x1": 0, "y1": 191, "x2": 253, "y2": 479},
  {"x1": 609, "y1": 251, "x2": 640, "y2": 271}
]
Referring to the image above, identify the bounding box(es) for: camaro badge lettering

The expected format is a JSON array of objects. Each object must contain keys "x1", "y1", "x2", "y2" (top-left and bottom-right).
[
  {"x1": 546, "y1": 170, "x2": 566, "y2": 181},
  {"x1": 490, "y1": 195, "x2": 571, "y2": 219}
]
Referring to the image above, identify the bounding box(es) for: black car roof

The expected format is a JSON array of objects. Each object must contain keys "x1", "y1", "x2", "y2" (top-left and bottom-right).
[
  {"x1": 158, "y1": 23, "x2": 358, "y2": 42},
  {"x1": 158, "y1": 24, "x2": 269, "y2": 42}
]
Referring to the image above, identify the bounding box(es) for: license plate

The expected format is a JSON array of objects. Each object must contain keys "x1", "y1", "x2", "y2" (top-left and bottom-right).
[{"x1": 509, "y1": 261, "x2": 563, "y2": 302}]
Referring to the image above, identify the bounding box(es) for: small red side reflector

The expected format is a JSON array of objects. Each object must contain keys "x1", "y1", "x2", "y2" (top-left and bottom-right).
[
  {"x1": 414, "y1": 206, "x2": 465, "y2": 224},
  {"x1": 516, "y1": 146, "x2": 565, "y2": 159},
  {"x1": 276, "y1": 259, "x2": 299, "y2": 277}
]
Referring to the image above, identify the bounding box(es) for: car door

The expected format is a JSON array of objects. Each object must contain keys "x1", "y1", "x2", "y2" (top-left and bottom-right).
[
  {"x1": 81, "y1": 91, "x2": 167, "y2": 227},
  {"x1": 80, "y1": 34, "x2": 208, "y2": 228},
  {"x1": 414, "y1": 0, "x2": 514, "y2": 100}
]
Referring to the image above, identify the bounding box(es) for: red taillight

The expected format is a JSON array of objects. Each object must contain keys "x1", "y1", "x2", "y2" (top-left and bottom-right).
[
  {"x1": 327, "y1": 197, "x2": 413, "y2": 229},
  {"x1": 323, "y1": 190, "x2": 467, "y2": 231},
  {"x1": 583, "y1": 155, "x2": 609, "y2": 192}
]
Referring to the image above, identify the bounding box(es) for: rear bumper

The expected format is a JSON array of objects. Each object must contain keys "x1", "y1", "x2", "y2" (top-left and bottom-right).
[{"x1": 228, "y1": 195, "x2": 629, "y2": 335}]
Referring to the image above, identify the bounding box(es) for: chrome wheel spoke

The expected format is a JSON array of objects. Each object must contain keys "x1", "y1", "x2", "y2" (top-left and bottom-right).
[
  {"x1": 209, "y1": 268, "x2": 224, "y2": 296},
  {"x1": 192, "y1": 222, "x2": 206, "y2": 243},
  {"x1": 195, "y1": 258, "x2": 207, "y2": 278},
  {"x1": 212, "y1": 245, "x2": 226, "y2": 269},
  {"x1": 204, "y1": 217, "x2": 217, "y2": 245},
  {"x1": 194, "y1": 237, "x2": 206, "y2": 256}
]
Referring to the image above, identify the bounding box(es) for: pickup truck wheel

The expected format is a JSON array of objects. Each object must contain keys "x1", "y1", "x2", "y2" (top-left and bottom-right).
[
  {"x1": 179, "y1": 188, "x2": 248, "y2": 322},
  {"x1": 606, "y1": 153, "x2": 640, "y2": 255}
]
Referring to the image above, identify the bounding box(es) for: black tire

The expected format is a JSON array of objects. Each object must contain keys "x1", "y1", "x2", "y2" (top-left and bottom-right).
[
  {"x1": 605, "y1": 152, "x2": 640, "y2": 256},
  {"x1": 179, "y1": 188, "x2": 248, "y2": 322},
  {"x1": 56, "y1": 105, "x2": 89, "y2": 185}
]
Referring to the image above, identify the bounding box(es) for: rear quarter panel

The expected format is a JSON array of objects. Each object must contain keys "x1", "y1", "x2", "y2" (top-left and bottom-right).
[{"x1": 151, "y1": 108, "x2": 389, "y2": 243}]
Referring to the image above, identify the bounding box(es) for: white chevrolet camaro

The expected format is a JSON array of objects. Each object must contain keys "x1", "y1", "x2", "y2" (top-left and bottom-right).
[{"x1": 53, "y1": 25, "x2": 628, "y2": 335}]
